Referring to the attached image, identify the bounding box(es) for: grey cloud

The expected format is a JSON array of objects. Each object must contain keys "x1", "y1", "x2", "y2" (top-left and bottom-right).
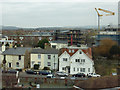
[{"x1": 1, "y1": 2, "x2": 118, "y2": 27}]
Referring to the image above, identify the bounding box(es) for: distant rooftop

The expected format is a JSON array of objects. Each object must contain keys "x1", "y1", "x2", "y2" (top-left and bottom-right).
[
  {"x1": 32, "y1": 32, "x2": 54, "y2": 36},
  {"x1": 50, "y1": 40, "x2": 68, "y2": 44},
  {"x1": 0, "y1": 40, "x2": 14, "y2": 43},
  {"x1": 66, "y1": 45, "x2": 89, "y2": 50}
]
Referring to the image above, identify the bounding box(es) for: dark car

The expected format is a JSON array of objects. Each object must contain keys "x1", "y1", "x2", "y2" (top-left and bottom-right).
[
  {"x1": 39, "y1": 71, "x2": 51, "y2": 75},
  {"x1": 25, "y1": 70, "x2": 37, "y2": 74},
  {"x1": 2, "y1": 69, "x2": 17, "y2": 74},
  {"x1": 72, "y1": 73, "x2": 86, "y2": 77}
]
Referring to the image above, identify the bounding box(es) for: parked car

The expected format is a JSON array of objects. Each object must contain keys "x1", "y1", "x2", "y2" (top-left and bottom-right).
[
  {"x1": 25, "y1": 70, "x2": 37, "y2": 74},
  {"x1": 56, "y1": 71, "x2": 68, "y2": 77},
  {"x1": 46, "y1": 74, "x2": 53, "y2": 78},
  {"x1": 39, "y1": 71, "x2": 51, "y2": 75},
  {"x1": 2, "y1": 69, "x2": 17, "y2": 74},
  {"x1": 87, "y1": 73, "x2": 101, "y2": 77},
  {"x1": 72, "y1": 73, "x2": 86, "y2": 77},
  {"x1": 70, "y1": 77, "x2": 76, "y2": 80},
  {"x1": 60, "y1": 77, "x2": 66, "y2": 79}
]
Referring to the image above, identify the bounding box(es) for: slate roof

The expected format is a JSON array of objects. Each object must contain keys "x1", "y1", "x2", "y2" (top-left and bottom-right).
[
  {"x1": 2, "y1": 47, "x2": 32, "y2": 55},
  {"x1": 31, "y1": 48, "x2": 59, "y2": 54}
]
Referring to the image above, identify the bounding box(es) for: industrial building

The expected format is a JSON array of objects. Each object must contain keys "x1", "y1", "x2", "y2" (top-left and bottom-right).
[{"x1": 54, "y1": 30, "x2": 85, "y2": 46}]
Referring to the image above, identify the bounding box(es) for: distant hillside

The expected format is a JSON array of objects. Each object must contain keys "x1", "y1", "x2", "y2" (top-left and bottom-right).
[{"x1": 0, "y1": 25, "x2": 107, "y2": 31}]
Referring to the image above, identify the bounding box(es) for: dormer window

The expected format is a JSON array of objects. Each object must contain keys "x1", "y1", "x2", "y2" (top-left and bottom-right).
[
  {"x1": 69, "y1": 50, "x2": 71, "y2": 53},
  {"x1": 72, "y1": 50, "x2": 74, "y2": 53}
]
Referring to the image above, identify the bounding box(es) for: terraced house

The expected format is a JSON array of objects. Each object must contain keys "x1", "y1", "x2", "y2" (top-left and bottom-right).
[
  {"x1": 30, "y1": 48, "x2": 59, "y2": 70},
  {"x1": 2, "y1": 47, "x2": 32, "y2": 70}
]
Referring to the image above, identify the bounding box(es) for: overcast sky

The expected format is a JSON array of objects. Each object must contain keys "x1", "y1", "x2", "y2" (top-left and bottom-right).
[{"x1": 0, "y1": 0, "x2": 119, "y2": 28}]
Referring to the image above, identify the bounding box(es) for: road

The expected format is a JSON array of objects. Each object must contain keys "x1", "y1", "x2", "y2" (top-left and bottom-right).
[{"x1": 3, "y1": 72, "x2": 88, "y2": 80}]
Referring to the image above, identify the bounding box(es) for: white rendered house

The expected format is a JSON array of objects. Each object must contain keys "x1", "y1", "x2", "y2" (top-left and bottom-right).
[{"x1": 59, "y1": 47, "x2": 95, "y2": 75}]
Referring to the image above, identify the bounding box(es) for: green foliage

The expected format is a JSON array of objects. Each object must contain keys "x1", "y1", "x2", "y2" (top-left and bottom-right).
[
  {"x1": 94, "y1": 60, "x2": 117, "y2": 76},
  {"x1": 14, "y1": 43, "x2": 21, "y2": 47},
  {"x1": 37, "y1": 39, "x2": 49, "y2": 49},
  {"x1": 34, "y1": 64, "x2": 40, "y2": 70},
  {"x1": 92, "y1": 39, "x2": 117, "y2": 59},
  {"x1": 109, "y1": 45, "x2": 120, "y2": 55},
  {"x1": 5, "y1": 43, "x2": 9, "y2": 47}
]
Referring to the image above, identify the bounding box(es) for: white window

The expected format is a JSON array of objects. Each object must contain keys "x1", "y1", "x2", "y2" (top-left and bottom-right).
[
  {"x1": 69, "y1": 50, "x2": 71, "y2": 53},
  {"x1": 80, "y1": 68, "x2": 82, "y2": 72},
  {"x1": 83, "y1": 68, "x2": 85, "y2": 72},
  {"x1": 19, "y1": 55, "x2": 21, "y2": 60},
  {"x1": 38, "y1": 62, "x2": 41, "y2": 65},
  {"x1": 38, "y1": 54, "x2": 41, "y2": 59},
  {"x1": 75, "y1": 59, "x2": 80, "y2": 62},
  {"x1": 48, "y1": 62, "x2": 51, "y2": 66},
  {"x1": 39, "y1": 37, "x2": 41, "y2": 40},
  {"x1": 63, "y1": 58, "x2": 67, "y2": 61},
  {"x1": 88, "y1": 68, "x2": 90, "y2": 72},
  {"x1": 16, "y1": 62, "x2": 19, "y2": 67},
  {"x1": 80, "y1": 68, "x2": 85, "y2": 72},
  {"x1": 62, "y1": 67, "x2": 66, "y2": 70},
  {"x1": 8, "y1": 63, "x2": 12, "y2": 68},
  {"x1": 81, "y1": 59, "x2": 85, "y2": 63},
  {"x1": 77, "y1": 68, "x2": 79, "y2": 71},
  {"x1": 73, "y1": 67, "x2": 75, "y2": 71},
  {"x1": 32, "y1": 61, "x2": 35, "y2": 65},
  {"x1": 72, "y1": 50, "x2": 74, "y2": 53},
  {"x1": 48, "y1": 55, "x2": 51, "y2": 59}
]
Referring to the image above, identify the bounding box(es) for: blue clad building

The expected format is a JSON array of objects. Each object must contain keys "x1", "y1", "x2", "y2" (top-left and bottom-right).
[{"x1": 96, "y1": 31, "x2": 120, "y2": 46}]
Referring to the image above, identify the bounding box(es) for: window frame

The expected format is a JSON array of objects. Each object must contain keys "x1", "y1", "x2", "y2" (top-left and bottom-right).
[
  {"x1": 8, "y1": 62, "x2": 12, "y2": 68},
  {"x1": 38, "y1": 54, "x2": 41, "y2": 59},
  {"x1": 48, "y1": 55, "x2": 51, "y2": 59},
  {"x1": 16, "y1": 62, "x2": 19, "y2": 67},
  {"x1": 48, "y1": 62, "x2": 51, "y2": 66},
  {"x1": 19, "y1": 55, "x2": 21, "y2": 60},
  {"x1": 63, "y1": 58, "x2": 67, "y2": 61}
]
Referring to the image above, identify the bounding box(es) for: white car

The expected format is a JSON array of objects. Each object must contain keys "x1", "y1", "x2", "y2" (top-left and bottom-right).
[
  {"x1": 56, "y1": 71, "x2": 68, "y2": 76},
  {"x1": 60, "y1": 77, "x2": 65, "y2": 79},
  {"x1": 88, "y1": 73, "x2": 101, "y2": 77},
  {"x1": 46, "y1": 74, "x2": 53, "y2": 78}
]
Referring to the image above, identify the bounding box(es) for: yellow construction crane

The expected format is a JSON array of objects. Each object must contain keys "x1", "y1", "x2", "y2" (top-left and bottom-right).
[{"x1": 95, "y1": 8, "x2": 115, "y2": 31}]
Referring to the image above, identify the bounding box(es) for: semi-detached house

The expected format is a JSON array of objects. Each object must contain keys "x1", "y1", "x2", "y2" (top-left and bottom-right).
[
  {"x1": 30, "y1": 48, "x2": 59, "y2": 70},
  {"x1": 2, "y1": 47, "x2": 32, "y2": 70}
]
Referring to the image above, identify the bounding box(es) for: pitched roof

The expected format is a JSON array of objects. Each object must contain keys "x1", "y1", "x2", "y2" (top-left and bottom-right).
[
  {"x1": 60, "y1": 47, "x2": 92, "y2": 59},
  {"x1": 61, "y1": 48, "x2": 79, "y2": 56},
  {"x1": 2, "y1": 47, "x2": 32, "y2": 55},
  {"x1": 31, "y1": 48, "x2": 59, "y2": 54}
]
